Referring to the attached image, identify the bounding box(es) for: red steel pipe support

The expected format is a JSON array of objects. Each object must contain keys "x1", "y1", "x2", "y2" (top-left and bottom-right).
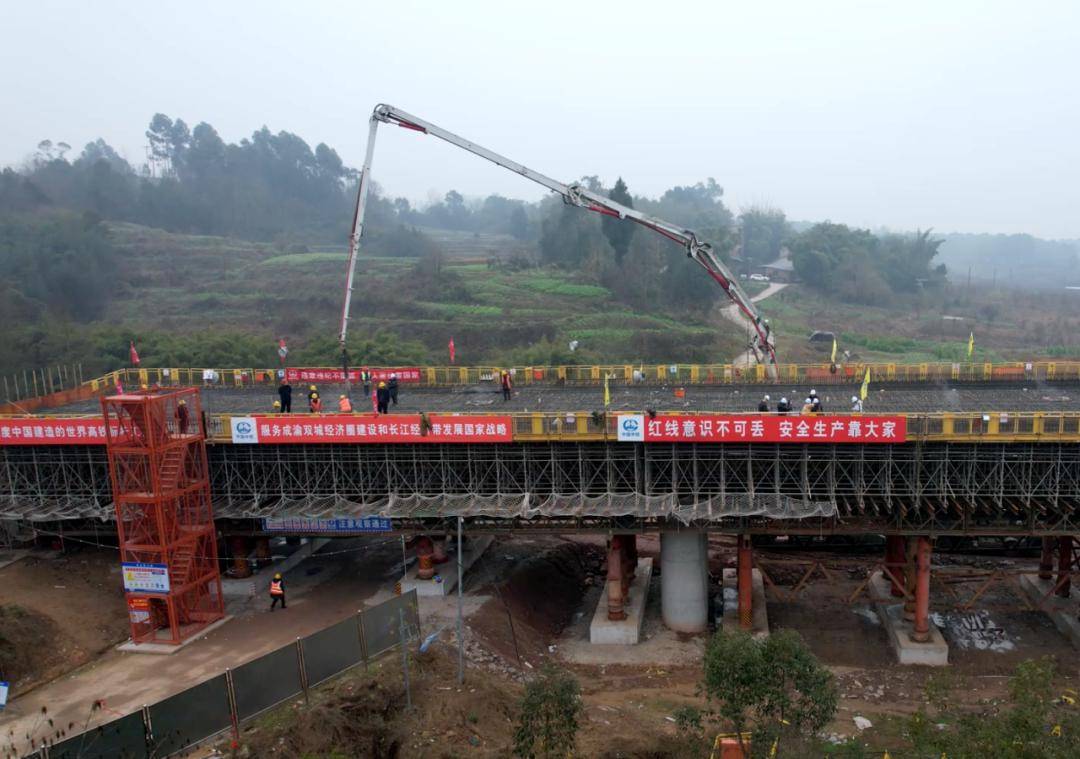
[
  {"x1": 738, "y1": 534, "x2": 753, "y2": 630},
  {"x1": 911, "y1": 536, "x2": 931, "y2": 643}
]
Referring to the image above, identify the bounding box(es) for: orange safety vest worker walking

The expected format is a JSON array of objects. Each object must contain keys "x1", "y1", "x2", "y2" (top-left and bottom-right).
[{"x1": 269, "y1": 572, "x2": 286, "y2": 610}]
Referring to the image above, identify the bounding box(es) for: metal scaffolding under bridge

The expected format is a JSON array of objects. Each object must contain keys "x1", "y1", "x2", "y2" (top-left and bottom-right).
[{"x1": 3, "y1": 440, "x2": 1079, "y2": 536}]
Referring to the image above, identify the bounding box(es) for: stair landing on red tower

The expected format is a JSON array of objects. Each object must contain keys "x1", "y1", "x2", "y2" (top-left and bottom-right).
[{"x1": 102, "y1": 388, "x2": 226, "y2": 649}]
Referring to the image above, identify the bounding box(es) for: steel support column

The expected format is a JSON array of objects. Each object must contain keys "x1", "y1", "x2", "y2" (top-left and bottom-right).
[
  {"x1": 912, "y1": 536, "x2": 932, "y2": 643},
  {"x1": 738, "y1": 534, "x2": 753, "y2": 630},
  {"x1": 1057, "y1": 536, "x2": 1073, "y2": 598},
  {"x1": 886, "y1": 534, "x2": 905, "y2": 597},
  {"x1": 1039, "y1": 537, "x2": 1056, "y2": 580},
  {"x1": 607, "y1": 535, "x2": 627, "y2": 621}
]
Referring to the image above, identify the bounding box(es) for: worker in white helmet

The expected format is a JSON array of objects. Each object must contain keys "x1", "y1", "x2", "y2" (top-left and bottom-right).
[
  {"x1": 851, "y1": 395, "x2": 863, "y2": 412},
  {"x1": 801, "y1": 397, "x2": 814, "y2": 415},
  {"x1": 776, "y1": 397, "x2": 791, "y2": 415},
  {"x1": 757, "y1": 394, "x2": 770, "y2": 412}
]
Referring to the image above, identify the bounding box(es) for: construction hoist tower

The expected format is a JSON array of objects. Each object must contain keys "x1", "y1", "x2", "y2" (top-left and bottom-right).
[{"x1": 102, "y1": 388, "x2": 224, "y2": 645}]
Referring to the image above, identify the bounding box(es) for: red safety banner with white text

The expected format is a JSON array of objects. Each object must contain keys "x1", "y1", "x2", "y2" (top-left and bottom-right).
[
  {"x1": 615, "y1": 414, "x2": 906, "y2": 444},
  {"x1": 233, "y1": 414, "x2": 513, "y2": 444},
  {"x1": 0, "y1": 418, "x2": 115, "y2": 445},
  {"x1": 285, "y1": 367, "x2": 422, "y2": 384}
]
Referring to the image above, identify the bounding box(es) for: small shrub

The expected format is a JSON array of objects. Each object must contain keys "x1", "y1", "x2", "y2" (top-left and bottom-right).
[{"x1": 513, "y1": 665, "x2": 583, "y2": 759}]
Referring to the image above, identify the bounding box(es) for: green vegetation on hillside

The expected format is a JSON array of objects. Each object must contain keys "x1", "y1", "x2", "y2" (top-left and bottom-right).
[{"x1": 3, "y1": 114, "x2": 1078, "y2": 378}]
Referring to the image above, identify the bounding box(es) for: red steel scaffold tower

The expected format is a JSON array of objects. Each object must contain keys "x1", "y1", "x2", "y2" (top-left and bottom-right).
[{"x1": 102, "y1": 388, "x2": 224, "y2": 645}]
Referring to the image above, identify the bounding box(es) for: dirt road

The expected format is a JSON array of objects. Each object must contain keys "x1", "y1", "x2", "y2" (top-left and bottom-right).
[
  {"x1": 0, "y1": 537, "x2": 405, "y2": 751},
  {"x1": 720, "y1": 282, "x2": 788, "y2": 367}
]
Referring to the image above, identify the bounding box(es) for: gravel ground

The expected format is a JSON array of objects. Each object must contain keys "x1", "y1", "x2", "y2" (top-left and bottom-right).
[{"x1": 34, "y1": 380, "x2": 1080, "y2": 415}]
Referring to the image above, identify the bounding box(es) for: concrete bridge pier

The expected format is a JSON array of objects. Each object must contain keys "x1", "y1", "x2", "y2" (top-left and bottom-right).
[
  {"x1": 660, "y1": 530, "x2": 709, "y2": 633},
  {"x1": 871, "y1": 535, "x2": 948, "y2": 665}
]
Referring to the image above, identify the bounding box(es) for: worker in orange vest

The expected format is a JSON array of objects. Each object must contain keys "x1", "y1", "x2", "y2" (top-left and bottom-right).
[
  {"x1": 310, "y1": 393, "x2": 323, "y2": 413},
  {"x1": 269, "y1": 572, "x2": 286, "y2": 610},
  {"x1": 338, "y1": 394, "x2": 353, "y2": 412}
]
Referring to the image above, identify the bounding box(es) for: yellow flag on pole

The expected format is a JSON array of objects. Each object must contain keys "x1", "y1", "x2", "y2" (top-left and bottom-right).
[
  {"x1": 860, "y1": 367, "x2": 871, "y2": 402},
  {"x1": 967, "y1": 332, "x2": 974, "y2": 359},
  {"x1": 603, "y1": 374, "x2": 610, "y2": 407},
  {"x1": 831, "y1": 338, "x2": 837, "y2": 364}
]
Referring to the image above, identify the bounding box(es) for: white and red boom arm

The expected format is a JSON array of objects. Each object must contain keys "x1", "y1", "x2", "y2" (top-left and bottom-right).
[{"x1": 339, "y1": 104, "x2": 777, "y2": 365}]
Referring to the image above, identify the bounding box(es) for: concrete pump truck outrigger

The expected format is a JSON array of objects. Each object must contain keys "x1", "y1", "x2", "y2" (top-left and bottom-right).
[{"x1": 337, "y1": 104, "x2": 777, "y2": 388}]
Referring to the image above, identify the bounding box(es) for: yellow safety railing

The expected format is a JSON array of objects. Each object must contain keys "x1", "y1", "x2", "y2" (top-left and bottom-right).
[
  {"x1": 4, "y1": 409, "x2": 1079, "y2": 443},
  {"x1": 194, "y1": 411, "x2": 1080, "y2": 444},
  {"x1": 74, "y1": 360, "x2": 1080, "y2": 393}
]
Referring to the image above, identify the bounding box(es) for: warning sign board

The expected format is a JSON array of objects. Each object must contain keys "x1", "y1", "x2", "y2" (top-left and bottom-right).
[{"x1": 122, "y1": 562, "x2": 170, "y2": 594}]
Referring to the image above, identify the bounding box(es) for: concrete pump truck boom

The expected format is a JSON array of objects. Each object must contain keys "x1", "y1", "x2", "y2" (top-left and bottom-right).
[{"x1": 337, "y1": 104, "x2": 777, "y2": 387}]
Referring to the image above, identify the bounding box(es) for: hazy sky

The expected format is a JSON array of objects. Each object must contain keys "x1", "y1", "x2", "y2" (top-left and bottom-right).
[{"x1": 3, "y1": 1, "x2": 1078, "y2": 238}]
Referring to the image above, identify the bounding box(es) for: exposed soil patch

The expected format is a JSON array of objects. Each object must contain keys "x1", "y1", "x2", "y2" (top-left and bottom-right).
[
  {"x1": 0, "y1": 548, "x2": 128, "y2": 694},
  {"x1": 469, "y1": 542, "x2": 601, "y2": 665}
]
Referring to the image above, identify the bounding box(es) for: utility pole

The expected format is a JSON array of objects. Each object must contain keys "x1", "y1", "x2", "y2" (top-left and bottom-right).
[{"x1": 457, "y1": 516, "x2": 464, "y2": 684}]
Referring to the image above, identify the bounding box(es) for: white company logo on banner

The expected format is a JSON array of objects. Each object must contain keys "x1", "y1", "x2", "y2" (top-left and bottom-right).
[
  {"x1": 230, "y1": 417, "x2": 259, "y2": 443},
  {"x1": 616, "y1": 414, "x2": 645, "y2": 442}
]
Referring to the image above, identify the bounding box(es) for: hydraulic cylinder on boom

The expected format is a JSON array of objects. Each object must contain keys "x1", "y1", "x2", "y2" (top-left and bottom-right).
[{"x1": 338, "y1": 104, "x2": 777, "y2": 382}]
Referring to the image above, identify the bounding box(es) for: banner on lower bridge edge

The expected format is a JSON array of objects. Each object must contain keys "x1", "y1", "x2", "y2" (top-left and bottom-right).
[
  {"x1": 285, "y1": 367, "x2": 422, "y2": 384},
  {"x1": 231, "y1": 413, "x2": 514, "y2": 444},
  {"x1": 616, "y1": 414, "x2": 907, "y2": 443},
  {"x1": 0, "y1": 418, "x2": 115, "y2": 445},
  {"x1": 263, "y1": 517, "x2": 392, "y2": 533}
]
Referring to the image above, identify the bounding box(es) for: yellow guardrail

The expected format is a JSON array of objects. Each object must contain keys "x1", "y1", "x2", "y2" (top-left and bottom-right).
[
  {"x1": 3, "y1": 409, "x2": 1078, "y2": 443},
  {"x1": 199, "y1": 411, "x2": 1080, "y2": 444},
  {"x1": 73, "y1": 360, "x2": 1080, "y2": 394}
]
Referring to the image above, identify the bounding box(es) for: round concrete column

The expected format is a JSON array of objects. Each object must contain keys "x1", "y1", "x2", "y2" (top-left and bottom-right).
[{"x1": 661, "y1": 530, "x2": 709, "y2": 633}]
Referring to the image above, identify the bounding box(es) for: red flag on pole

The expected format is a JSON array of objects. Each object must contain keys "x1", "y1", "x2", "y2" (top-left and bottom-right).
[
  {"x1": 278, "y1": 338, "x2": 288, "y2": 365},
  {"x1": 448, "y1": 337, "x2": 456, "y2": 364},
  {"x1": 129, "y1": 341, "x2": 141, "y2": 367}
]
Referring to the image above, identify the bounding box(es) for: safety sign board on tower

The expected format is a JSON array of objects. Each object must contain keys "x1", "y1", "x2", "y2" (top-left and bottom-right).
[{"x1": 121, "y1": 562, "x2": 171, "y2": 594}]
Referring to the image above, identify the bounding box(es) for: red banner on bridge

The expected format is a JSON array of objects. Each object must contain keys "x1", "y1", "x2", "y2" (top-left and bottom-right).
[
  {"x1": 233, "y1": 413, "x2": 513, "y2": 444},
  {"x1": 0, "y1": 418, "x2": 114, "y2": 445},
  {"x1": 616, "y1": 414, "x2": 906, "y2": 444},
  {"x1": 285, "y1": 367, "x2": 422, "y2": 384}
]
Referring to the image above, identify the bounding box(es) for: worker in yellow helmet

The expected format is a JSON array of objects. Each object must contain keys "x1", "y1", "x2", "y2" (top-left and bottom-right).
[
  {"x1": 269, "y1": 572, "x2": 286, "y2": 611},
  {"x1": 175, "y1": 399, "x2": 190, "y2": 434},
  {"x1": 376, "y1": 381, "x2": 390, "y2": 414}
]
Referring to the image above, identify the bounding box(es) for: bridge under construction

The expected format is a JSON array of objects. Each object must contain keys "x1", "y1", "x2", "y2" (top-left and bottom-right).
[{"x1": 2, "y1": 361, "x2": 1079, "y2": 651}]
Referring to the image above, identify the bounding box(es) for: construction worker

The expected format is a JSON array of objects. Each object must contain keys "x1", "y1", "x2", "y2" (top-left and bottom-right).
[
  {"x1": 811, "y1": 395, "x2": 823, "y2": 413},
  {"x1": 175, "y1": 399, "x2": 190, "y2": 435},
  {"x1": 388, "y1": 373, "x2": 399, "y2": 406},
  {"x1": 272, "y1": 400, "x2": 282, "y2": 412},
  {"x1": 500, "y1": 369, "x2": 513, "y2": 401},
  {"x1": 361, "y1": 370, "x2": 371, "y2": 396},
  {"x1": 376, "y1": 381, "x2": 390, "y2": 414},
  {"x1": 776, "y1": 397, "x2": 791, "y2": 414},
  {"x1": 310, "y1": 393, "x2": 323, "y2": 414},
  {"x1": 757, "y1": 394, "x2": 770, "y2": 413},
  {"x1": 278, "y1": 379, "x2": 292, "y2": 413},
  {"x1": 801, "y1": 397, "x2": 814, "y2": 415},
  {"x1": 851, "y1": 395, "x2": 863, "y2": 412},
  {"x1": 338, "y1": 394, "x2": 353, "y2": 412},
  {"x1": 269, "y1": 572, "x2": 286, "y2": 610},
  {"x1": 307, "y1": 384, "x2": 318, "y2": 407}
]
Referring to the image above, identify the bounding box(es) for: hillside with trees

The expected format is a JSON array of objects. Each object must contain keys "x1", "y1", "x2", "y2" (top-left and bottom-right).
[{"x1": 5, "y1": 112, "x2": 1074, "y2": 377}]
